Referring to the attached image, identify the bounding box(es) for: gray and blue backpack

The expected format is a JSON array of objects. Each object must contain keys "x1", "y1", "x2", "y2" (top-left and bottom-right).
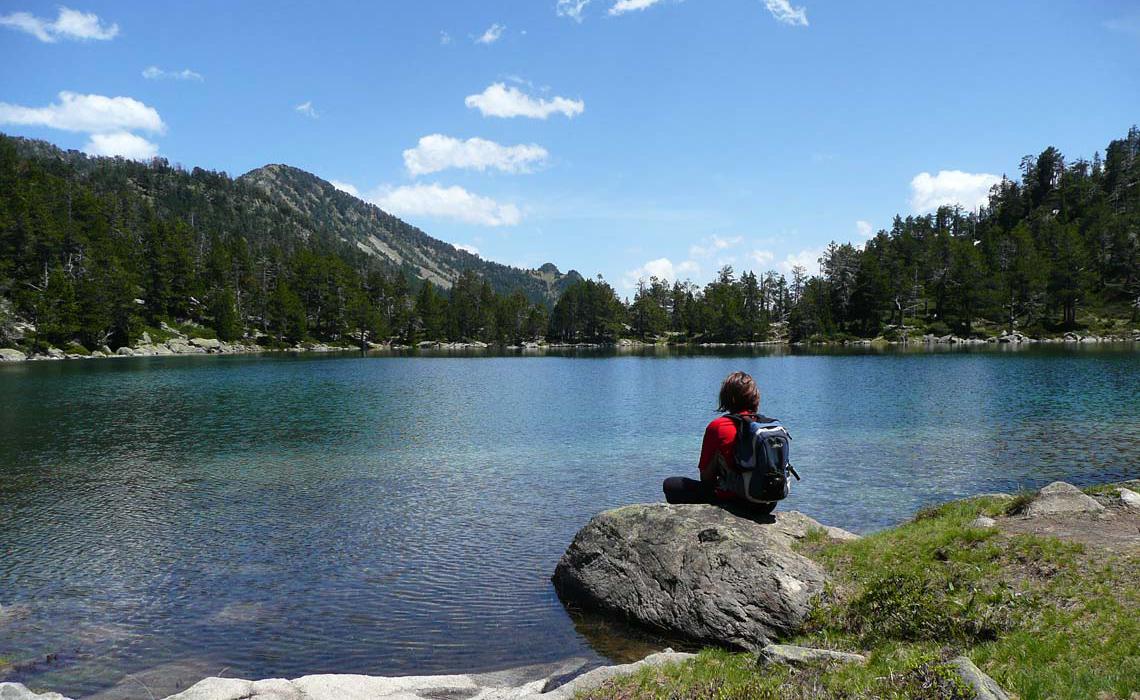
[{"x1": 717, "y1": 414, "x2": 800, "y2": 504}]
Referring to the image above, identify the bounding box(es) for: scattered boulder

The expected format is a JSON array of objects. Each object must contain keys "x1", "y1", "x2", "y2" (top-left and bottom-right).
[
  {"x1": 0, "y1": 684, "x2": 73, "y2": 700},
  {"x1": 1119, "y1": 488, "x2": 1140, "y2": 511},
  {"x1": 1024, "y1": 481, "x2": 1105, "y2": 517},
  {"x1": 758, "y1": 644, "x2": 867, "y2": 667},
  {"x1": 0, "y1": 348, "x2": 26, "y2": 362},
  {"x1": 115, "y1": 347, "x2": 135, "y2": 356},
  {"x1": 188, "y1": 338, "x2": 221, "y2": 350},
  {"x1": 949, "y1": 656, "x2": 1011, "y2": 700},
  {"x1": 552, "y1": 504, "x2": 857, "y2": 650},
  {"x1": 968, "y1": 516, "x2": 997, "y2": 529}
]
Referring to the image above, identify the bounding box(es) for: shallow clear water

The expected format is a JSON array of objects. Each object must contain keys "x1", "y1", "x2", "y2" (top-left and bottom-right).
[{"x1": 1, "y1": 346, "x2": 1138, "y2": 696}]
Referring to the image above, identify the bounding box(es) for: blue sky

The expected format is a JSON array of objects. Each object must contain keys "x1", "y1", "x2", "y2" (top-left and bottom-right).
[{"x1": 2, "y1": 1, "x2": 1138, "y2": 292}]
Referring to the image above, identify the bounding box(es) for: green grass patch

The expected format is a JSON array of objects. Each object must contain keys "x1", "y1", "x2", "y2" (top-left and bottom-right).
[{"x1": 581, "y1": 491, "x2": 1139, "y2": 699}]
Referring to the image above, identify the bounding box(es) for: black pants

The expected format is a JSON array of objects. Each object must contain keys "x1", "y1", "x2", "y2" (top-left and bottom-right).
[
  {"x1": 662, "y1": 476, "x2": 715, "y2": 504},
  {"x1": 662, "y1": 476, "x2": 778, "y2": 516}
]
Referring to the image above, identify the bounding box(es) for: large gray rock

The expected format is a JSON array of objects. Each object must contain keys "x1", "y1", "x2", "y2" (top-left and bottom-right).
[
  {"x1": 159, "y1": 651, "x2": 691, "y2": 700},
  {"x1": 0, "y1": 683, "x2": 73, "y2": 700},
  {"x1": 189, "y1": 338, "x2": 221, "y2": 350},
  {"x1": 552, "y1": 504, "x2": 856, "y2": 650},
  {"x1": 0, "y1": 348, "x2": 26, "y2": 362},
  {"x1": 949, "y1": 656, "x2": 1011, "y2": 700},
  {"x1": 1025, "y1": 481, "x2": 1105, "y2": 517}
]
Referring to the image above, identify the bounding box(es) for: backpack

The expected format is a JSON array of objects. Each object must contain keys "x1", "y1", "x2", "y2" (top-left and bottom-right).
[{"x1": 716, "y1": 414, "x2": 800, "y2": 504}]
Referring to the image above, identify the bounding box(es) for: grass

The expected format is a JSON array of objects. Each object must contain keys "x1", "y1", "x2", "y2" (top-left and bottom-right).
[{"x1": 579, "y1": 492, "x2": 1140, "y2": 700}]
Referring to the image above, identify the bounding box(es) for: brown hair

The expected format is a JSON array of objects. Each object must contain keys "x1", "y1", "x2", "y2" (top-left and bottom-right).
[{"x1": 717, "y1": 371, "x2": 760, "y2": 414}]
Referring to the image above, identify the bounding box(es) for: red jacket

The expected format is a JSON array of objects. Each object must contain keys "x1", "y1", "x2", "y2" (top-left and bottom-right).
[{"x1": 698, "y1": 412, "x2": 755, "y2": 499}]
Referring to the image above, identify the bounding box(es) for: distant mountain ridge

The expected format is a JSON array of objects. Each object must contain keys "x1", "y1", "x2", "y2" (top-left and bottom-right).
[
  {"x1": 238, "y1": 163, "x2": 581, "y2": 301},
  {"x1": 6, "y1": 136, "x2": 581, "y2": 303}
]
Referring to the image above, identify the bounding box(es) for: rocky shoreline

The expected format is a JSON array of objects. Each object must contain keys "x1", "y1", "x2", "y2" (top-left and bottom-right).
[{"x1": 2, "y1": 329, "x2": 1137, "y2": 363}]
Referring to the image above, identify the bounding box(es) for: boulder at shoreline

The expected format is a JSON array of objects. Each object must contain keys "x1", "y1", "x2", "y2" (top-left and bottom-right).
[{"x1": 552, "y1": 504, "x2": 858, "y2": 650}]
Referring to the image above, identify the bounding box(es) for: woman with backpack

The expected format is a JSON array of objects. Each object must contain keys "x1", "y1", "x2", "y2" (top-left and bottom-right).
[{"x1": 662, "y1": 371, "x2": 795, "y2": 514}]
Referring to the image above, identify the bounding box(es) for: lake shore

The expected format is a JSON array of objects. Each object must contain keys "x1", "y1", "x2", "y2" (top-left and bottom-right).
[
  {"x1": 2, "y1": 328, "x2": 1138, "y2": 363},
  {"x1": 3, "y1": 479, "x2": 1137, "y2": 699}
]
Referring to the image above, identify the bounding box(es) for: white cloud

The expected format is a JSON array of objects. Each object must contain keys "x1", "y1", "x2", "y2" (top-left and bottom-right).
[
  {"x1": 910, "y1": 170, "x2": 1000, "y2": 213},
  {"x1": 689, "y1": 234, "x2": 742, "y2": 258},
  {"x1": 609, "y1": 0, "x2": 665, "y2": 15},
  {"x1": 454, "y1": 243, "x2": 481, "y2": 256},
  {"x1": 439, "y1": 30, "x2": 452, "y2": 45},
  {"x1": 855, "y1": 220, "x2": 873, "y2": 239},
  {"x1": 0, "y1": 7, "x2": 118, "y2": 42},
  {"x1": 779, "y1": 248, "x2": 824, "y2": 276},
  {"x1": 142, "y1": 66, "x2": 203, "y2": 81},
  {"x1": 330, "y1": 180, "x2": 360, "y2": 197},
  {"x1": 295, "y1": 101, "x2": 319, "y2": 119},
  {"x1": 465, "y1": 83, "x2": 584, "y2": 119},
  {"x1": 369, "y1": 183, "x2": 521, "y2": 227},
  {"x1": 557, "y1": 0, "x2": 591, "y2": 22},
  {"x1": 82, "y1": 131, "x2": 158, "y2": 160},
  {"x1": 403, "y1": 134, "x2": 548, "y2": 176},
  {"x1": 623, "y1": 257, "x2": 699, "y2": 288},
  {"x1": 0, "y1": 91, "x2": 165, "y2": 134},
  {"x1": 749, "y1": 249, "x2": 775, "y2": 266},
  {"x1": 764, "y1": 0, "x2": 809, "y2": 26},
  {"x1": 475, "y1": 23, "x2": 505, "y2": 44}
]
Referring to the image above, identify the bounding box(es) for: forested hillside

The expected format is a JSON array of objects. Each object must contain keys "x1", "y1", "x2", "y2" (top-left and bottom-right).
[
  {"x1": 550, "y1": 126, "x2": 1140, "y2": 343},
  {"x1": 0, "y1": 135, "x2": 576, "y2": 350},
  {"x1": 1, "y1": 128, "x2": 1137, "y2": 353}
]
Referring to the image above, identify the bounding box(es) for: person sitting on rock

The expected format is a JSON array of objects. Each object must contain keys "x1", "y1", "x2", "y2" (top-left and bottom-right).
[{"x1": 663, "y1": 370, "x2": 773, "y2": 511}]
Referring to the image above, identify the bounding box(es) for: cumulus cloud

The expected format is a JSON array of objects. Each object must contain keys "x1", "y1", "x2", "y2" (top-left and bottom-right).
[
  {"x1": 557, "y1": 0, "x2": 591, "y2": 22},
  {"x1": 142, "y1": 66, "x2": 203, "y2": 81},
  {"x1": 689, "y1": 234, "x2": 742, "y2": 259},
  {"x1": 779, "y1": 248, "x2": 823, "y2": 276},
  {"x1": 465, "y1": 83, "x2": 584, "y2": 119},
  {"x1": 910, "y1": 170, "x2": 1000, "y2": 213},
  {"x1": 0, "y1": 91, "x2": 164, "y2": 134},
  {"x1": 330, "y1": 180, "x2": 360, "y2": 197},
  {"x1": 623, "y1": 257, "x2": 700, "y2": 288},
  {"x1": 475, "y1": 23, "x2": 505, "y2": 44},
  {"x1": 454, "y1": 243, "x2": 480, "y2": 256},
  {"x1": 0, "y1": 7, "x2": 118, "y2": 42},
  {"x1": 403, "y1": 134, "x2": 548, "y2": 176},
  {"x1": 369, "y1": 183, "x2": 521, "y2": 227},
  {"x1": 855, "y1": 220, "x2": 873, "y2": 239},
  {"x1": 764, "y1": 0, "x2": 809, "y2": 26},
  {"x1": 83, "y1": 131, "x2": 158, "y2": 160},
  {"x1": 295, "y1": 101, "x2": 319, "y2": 119},
  {"x1": 750, "y1": 249, "x2": 775, "y2": 266},
  {"x1": 609, "y1": 0, "x2": 665, "y2": 15}
]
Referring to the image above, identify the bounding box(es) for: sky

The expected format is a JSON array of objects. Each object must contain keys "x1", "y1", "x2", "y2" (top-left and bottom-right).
[{"x1": 1, "y1": 0, "x2": 1138, "y2": 292}]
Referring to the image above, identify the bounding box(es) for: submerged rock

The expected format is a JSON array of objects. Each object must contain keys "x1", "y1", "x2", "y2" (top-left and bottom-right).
[
  {"x1": 552, "y1": 504, "x2": 857, "y2": 650},
  {"x1": 1024, "y1": 481, "x2": 1105, "y2": 517}
]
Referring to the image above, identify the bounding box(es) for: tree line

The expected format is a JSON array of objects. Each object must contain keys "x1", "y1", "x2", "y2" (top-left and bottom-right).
[
  {"x1": 551, "y1": 126, "x2": 1140, "y2": 343},
  {"x1": 2, "y1": 127, "x2": 1138, "y2": 351}
]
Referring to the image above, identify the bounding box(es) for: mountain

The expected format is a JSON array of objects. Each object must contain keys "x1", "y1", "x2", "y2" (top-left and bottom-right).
[
  {"x1": 239, "y1": 164, "x2": 580, "y2": 302},
  {"x1": 4, "y1": 136, "x2": 581, "y2": 304}
]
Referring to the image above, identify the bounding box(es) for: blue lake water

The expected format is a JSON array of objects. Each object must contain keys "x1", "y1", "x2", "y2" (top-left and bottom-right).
[{"x1": 1, "y1": 346, "x2": 1138, "y2": 696}]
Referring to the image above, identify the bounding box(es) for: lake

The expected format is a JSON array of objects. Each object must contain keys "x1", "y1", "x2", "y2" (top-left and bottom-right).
[{"x1": 1, "y1": 346, "x2": 1138, "y2": 697}]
